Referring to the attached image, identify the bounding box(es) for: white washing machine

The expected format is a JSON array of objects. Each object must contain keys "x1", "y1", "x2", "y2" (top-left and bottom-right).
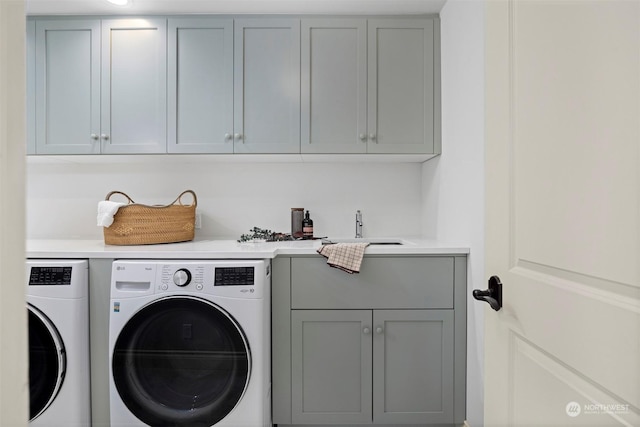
[
  {"x1": 25, "y1": 259, "x2": 91, "y2": 426},
  {"x1": 109, "y1": 259, "x2": 271, "y2": 427}
]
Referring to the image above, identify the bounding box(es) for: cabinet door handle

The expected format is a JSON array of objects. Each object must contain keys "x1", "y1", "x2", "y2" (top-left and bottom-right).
[
  {"x1": 363, "y1": 327, "x2": 371, "y2": 335},
  {"x1": 375, "y1": 326, "x2": 384, "y2": 334},
  {"x1": 101, "y1": 134, "x2": 109, "y2": 141},
  {"x1": 359, "y1": 133, "x2": 367, "y2": 142},
  {"x1": 369, "y1": 133, "x2": 377, "y2": 142},
  {"x1": 224, "y1": 133, "x2": 232, "y2": 141},
  {"x1": 90, "y1": 134, "x2": 99, "y2": 141},
  {"x1": 234, "y1": 133, "x2": 243, "y2": 141}
]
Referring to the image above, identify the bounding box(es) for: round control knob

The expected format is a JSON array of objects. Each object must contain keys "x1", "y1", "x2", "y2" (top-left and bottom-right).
[{"x1": 173, "y1": 269, "x2": 192, "y2": 287}]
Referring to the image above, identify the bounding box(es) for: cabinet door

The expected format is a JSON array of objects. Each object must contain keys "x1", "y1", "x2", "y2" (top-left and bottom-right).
[
  {"x1": 373, "y1": 310, "x2": 454, "y2": 424},
  {"x1": 101, "y1": 19, "x2": 167, "y2": 154},
  {"x1": 26, "y1": 20, "x2": 36, "y2": 155},
  {"x1": 35, "y1": 20, "x2": 101, "y2": 154},
  {"x1": 301, "y1": 19, "x2": 367, "y2": 153},
  {"x1": 291, "y1": 310, "x2": 372, "y2": 424},
  {"x1": 368, "y1": 18, "x2": 440, "y2": 154},
  {"x1": 168, "y1": 18, "x2": 233, "y2": 153},
  {"x1": 234, "y1": 19, "x2": 300, "y2": 153}
]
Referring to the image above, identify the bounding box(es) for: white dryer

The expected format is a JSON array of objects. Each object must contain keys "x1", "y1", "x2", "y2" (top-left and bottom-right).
[
  {"x1": 26, "y1": 259, "x2": 91, "y2": 426},
  {"x1": 109, "y1": 259, "x2": 271, "y2": 427}
]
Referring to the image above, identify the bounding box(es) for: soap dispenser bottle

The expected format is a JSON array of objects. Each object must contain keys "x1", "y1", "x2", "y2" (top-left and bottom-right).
[{"x1": 302, "y1": 210, "x2": 314, "y2": 239}]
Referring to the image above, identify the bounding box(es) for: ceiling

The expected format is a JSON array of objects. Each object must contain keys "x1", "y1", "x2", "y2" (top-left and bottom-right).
[{"x1": 25, "y1": 0, "x2": 447, "y2": 16}]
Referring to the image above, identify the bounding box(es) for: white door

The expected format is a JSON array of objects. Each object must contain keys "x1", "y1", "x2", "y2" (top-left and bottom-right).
[
  {"x1": 484, "y1": 1, "x2": 639, "y2": 426},
  {"x1": 0, "y1": 1, "x2": 28, "y2": 424}
]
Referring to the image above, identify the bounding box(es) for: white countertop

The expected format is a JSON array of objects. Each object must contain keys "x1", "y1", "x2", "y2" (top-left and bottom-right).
[{"x1": 26, "y1": 238, "x2": 469, "y2": 259}]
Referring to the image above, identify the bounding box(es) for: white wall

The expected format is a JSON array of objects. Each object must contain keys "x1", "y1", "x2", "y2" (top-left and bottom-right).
[
  {"x1": 26, "y1": 159, "x2": 424, "y2": 240},
  {"x1": 0, "y1": 0, "x2": 28, "y2": 425},
  {"x1": 425, "y1": 0, "x2": 485, "y2": 425}
]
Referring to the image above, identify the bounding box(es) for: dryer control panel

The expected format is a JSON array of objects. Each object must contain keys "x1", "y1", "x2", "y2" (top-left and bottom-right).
[
  {"x1": 214, "y1": 266, "x2": 255, "y2": 287},
  {"x1": 111, "y1": 260, "x2": 270, "y2": 300}
]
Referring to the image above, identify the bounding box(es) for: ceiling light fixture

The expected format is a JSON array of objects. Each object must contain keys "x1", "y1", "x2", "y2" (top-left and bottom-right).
[{"x1": 106, "y1": 0, "x2": 130, "y2": 6}]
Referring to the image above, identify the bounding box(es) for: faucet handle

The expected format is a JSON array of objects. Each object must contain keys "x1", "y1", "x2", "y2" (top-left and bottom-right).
[{"x1": 355, "y1": 210, "x2": 363, "y2": 238}]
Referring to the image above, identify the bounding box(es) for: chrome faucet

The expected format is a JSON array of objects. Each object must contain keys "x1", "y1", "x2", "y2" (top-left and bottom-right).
[{"x1": 355, "y1": 210, "x2": 363, "y2": 238}]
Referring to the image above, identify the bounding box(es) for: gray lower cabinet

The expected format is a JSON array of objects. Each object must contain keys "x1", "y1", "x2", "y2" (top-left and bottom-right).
[
  {"x1": 29, "y1": 18, "x2": 167, "y2": 155},
  {"x1": 292, "y1": 310, "x2": 373, "y2": 424},
  {"x1": 372, "y1": 310, "x2": 454, "y2": 424},
  {"x1": 291, "y1": 309, "x2": 454, "y2": 425},
  {"x1": 273, "y1": 255, "x2": 467, "y2": 426}
]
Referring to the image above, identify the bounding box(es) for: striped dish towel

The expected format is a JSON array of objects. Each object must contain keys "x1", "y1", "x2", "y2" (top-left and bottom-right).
[{"x1": 317, "y1": 243, "x2": 369, "y2": 274}]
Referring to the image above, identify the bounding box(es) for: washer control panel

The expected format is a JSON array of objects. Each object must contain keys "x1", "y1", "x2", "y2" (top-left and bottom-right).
[{"x1": 111, "y1": 260, "x2": 269, "y2": 299}]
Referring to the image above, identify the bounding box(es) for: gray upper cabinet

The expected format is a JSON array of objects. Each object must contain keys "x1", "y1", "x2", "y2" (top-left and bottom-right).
[
  {"x1": 168, "y1": 18, "x2": 299, "y2": 154},
  {"x1": 26, "y1": 20, "x2": 36, "y2": 155},
  {"x1": 301, "y1": 19, "x2": 367, "y2": 154},
  {"x1": 301, "y1": 17, "x2": 440, "y2": 155},
  {"x1": 29, "y1": 15, "x2": 439, "y2": 157},
  {"x1": 101, "y1": 19, "x2": 167, "y2": 154},
  {"x1": 368, "y1": 18, "x2": 440, "y2": 154},
  {"x1": 234, "y1": 19, "x2": 301, "y2": 154},
  {"x1": 34, "y1": 20, "x2": 101, "y2": 154},
  {"x1": 168, "y1": 18, "x2": 234, "y2": 153},
  {"x1": 31, "y1": 18, "x2": 167, "y2": 155}
]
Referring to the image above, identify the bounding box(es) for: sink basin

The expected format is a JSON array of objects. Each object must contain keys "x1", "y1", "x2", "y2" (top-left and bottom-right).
[{"x1": 321, "y1": 238, "x2": 405, "y2": 245}]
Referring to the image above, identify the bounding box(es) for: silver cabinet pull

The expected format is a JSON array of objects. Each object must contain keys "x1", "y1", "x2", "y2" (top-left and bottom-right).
[
  {"x1": 369, "y1": 133, "x2": 377, "y2": 142},
  {"x1": 90, "y1": 134, "x2": 99, "y2": 141},
  {"x1": 101, "y1": 134, "x2": 109, "y2": 141},
  {"x1": 363, "y1": 327, "x2": 371, "y2": 335},
  {"x1": 224, "y1": 133, "x2": 232, "y2": 141},
  {"x1": 234, "y1": 133, "x2": 243, "y2": 141},
  {"x1": 375, "y1": 326, "x2": 384, "y2": 334},
  {"x1": 359, "y1": 133, "x2": 367, "y2": 142}
]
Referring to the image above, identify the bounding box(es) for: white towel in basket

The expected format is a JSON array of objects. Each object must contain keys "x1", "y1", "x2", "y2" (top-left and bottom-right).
[{"x1": 97, "y1": 201, "x2": 125, "y2": 227}]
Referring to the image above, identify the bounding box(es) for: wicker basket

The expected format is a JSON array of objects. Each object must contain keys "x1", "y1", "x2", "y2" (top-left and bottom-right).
[{"x1": 103, "y1": 190, "x2": 197, "y2": 245}]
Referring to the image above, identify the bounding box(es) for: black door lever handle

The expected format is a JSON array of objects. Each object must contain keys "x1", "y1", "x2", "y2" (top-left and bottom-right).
[{"x1": 473, "y1": 275, "x2": 502, "y2": 311}]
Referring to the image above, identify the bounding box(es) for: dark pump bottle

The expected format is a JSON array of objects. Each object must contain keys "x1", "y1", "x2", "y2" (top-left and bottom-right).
[{"x1": 302, "y1": 210, "x2": 314, "y2": 239}]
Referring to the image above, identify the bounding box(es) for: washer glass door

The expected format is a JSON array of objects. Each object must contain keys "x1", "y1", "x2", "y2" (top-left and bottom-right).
[
  {"x1": 28, "y1": 305, "x2": 66, "y2": 421},
  {"x1": 112, "y1": 296, "x2": 250, "y2": 426}
]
